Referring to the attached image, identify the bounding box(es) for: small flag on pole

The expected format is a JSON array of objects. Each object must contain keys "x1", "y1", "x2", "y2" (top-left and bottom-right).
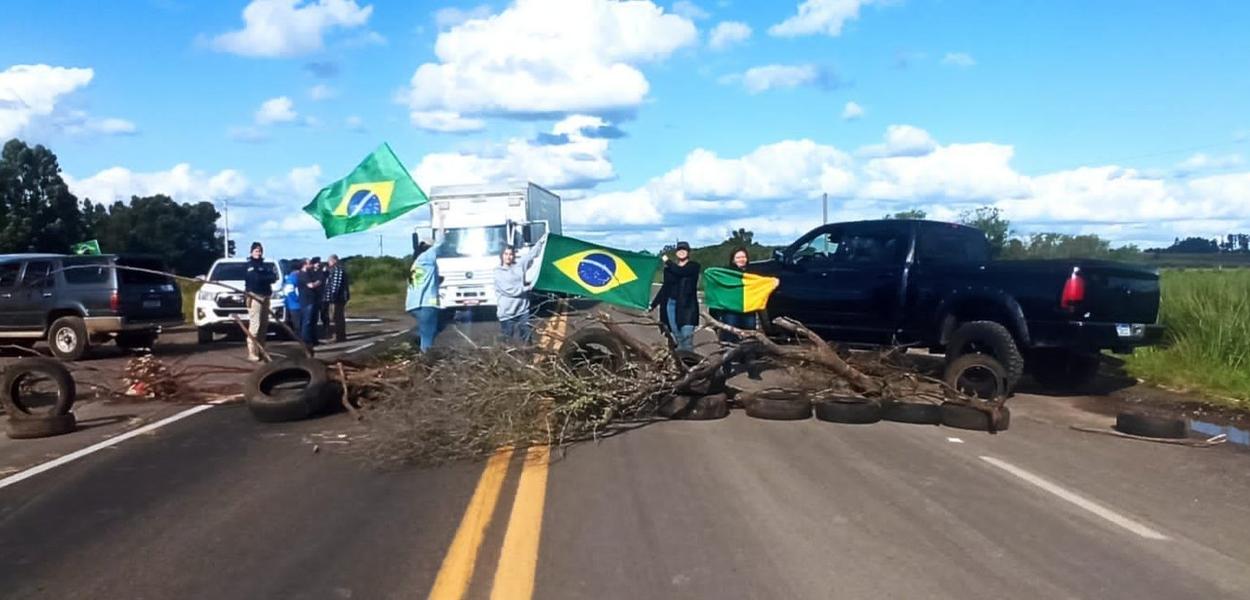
[
  {"x1": 302, "y1": 143, "x2": 429, "y2": 238},
  {"x1": 702, "y1": 267, "x2": 779, "y2": 313},
  {"x1": 72, "y1": 239, "x2": 102, "y2": 255}
]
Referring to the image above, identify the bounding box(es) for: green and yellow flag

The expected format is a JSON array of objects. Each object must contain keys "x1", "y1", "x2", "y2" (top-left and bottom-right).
[
  {"x1": 702, "y1": 267, "x2": 779, "y2": 313},
  {"x1": 72, "y1": 239, "x2": 101, "y2": 255},
  {"x1": 302, "y1": 143, "x2": 428, "y2": 238},
  {"x1": 533, "y1": 235, "x2": 659, "y2": 310}
]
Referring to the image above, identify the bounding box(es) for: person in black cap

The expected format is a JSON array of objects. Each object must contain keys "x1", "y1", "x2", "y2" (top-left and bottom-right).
[
  {"x1": 298, "y1": 257, "x2": 324, "y2": 347},
  {"x1": 243, "y1": 242, "x2": 277, "y2": 361},
  {"x1": 650, "y1": 241, "x2": 701, "y2": 351}
]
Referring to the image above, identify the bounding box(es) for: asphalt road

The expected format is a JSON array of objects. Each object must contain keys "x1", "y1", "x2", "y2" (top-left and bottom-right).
[{"x1": 2, "y1": 308, "x2": 1250, "y2": 599}]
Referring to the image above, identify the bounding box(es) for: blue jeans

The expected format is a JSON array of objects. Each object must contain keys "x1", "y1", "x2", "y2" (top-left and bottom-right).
[
  {"x1": 409, "y1": 307, "x2": 441, "y2": 352},
  {"x1": 716, "y1": 311, "x2": 757, "y2": 342},
  {"x1": 666, "y1": 299, "x2": 695, "y2": 352},
  {"x1": 300, "y1": 303, "x2": 319, "y2": 346},
  {"x1": 500, "y1": 314, "x2": 533, "y2": 345}
]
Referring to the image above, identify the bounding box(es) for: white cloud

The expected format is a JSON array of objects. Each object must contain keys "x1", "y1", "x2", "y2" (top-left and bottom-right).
[
  {"x1": 857, "y1": 124, "x2": 937, "y2": 158},
  {"x1": 434, "y1": 5, "x2": 493, "y2": 29},
  {"x1": 345, "y1": 115, "x2": 365, "y2": 131},
  {"x1": 1174, "y1": 152, "x2": 1244, "y2": 175},
  {"x1": 403, "y1": 0, "x2": 697, "y2": 125},
  {"x1": 65, "y1": 164, "x2": 250, "y2": 205},
  {"x1": 729, "y1": 64, "x2": 821, "y2": 93},
  {"x1": 410, "y1": 110, "x2": 486, "y2": 133},
  {"x1": 412, "y1": 114, "x2": 617, "y2": 192},
  {"x1": 255, "y1": 96, "x2": 298, "y2": 124},
  {"x1": 841, "y1": 101, "x2": 864, "y2": 120},
  {"x1": 769, "y1": 0, "x2": 876, "y2": 38},
  {"x1": 93, "y1": 117, "x2": 138, "y2": 135},
  {"x1": 671, "y1": 0, "x2": 709, "y2": 20},
  {"x1": 211, "y1": 0, "x2": 374, "y2": 58},
  {"x1": 52, "y1": 111, "x2": 139, "y2": 137},
  {"x1": 0, "y1": 64, "x2": 95, "y2": 138},
  {"x1": 941, "y1": 52, "x2": 976, "y2": 68},
  {"x1": 308, "y1": 84, "x2": 337, "y2": 100},
  {"x1": 708, "y1": 21, "x2": 751, "y2": 50}
]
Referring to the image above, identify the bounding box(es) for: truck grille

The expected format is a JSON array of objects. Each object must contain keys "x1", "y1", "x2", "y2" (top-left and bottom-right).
[{"x1": 443, "y1": 270, "x2": 493, "y2": 283}]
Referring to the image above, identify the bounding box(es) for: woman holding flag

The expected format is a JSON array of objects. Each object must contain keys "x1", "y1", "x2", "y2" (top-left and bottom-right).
[{"x1": 703, "y1": 247, "x2": 780, "y2": 379}]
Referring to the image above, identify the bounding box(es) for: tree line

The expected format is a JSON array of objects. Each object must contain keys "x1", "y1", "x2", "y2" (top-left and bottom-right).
[{"x1": 0, "y1": 139, "x2": 223, "y2": 275}]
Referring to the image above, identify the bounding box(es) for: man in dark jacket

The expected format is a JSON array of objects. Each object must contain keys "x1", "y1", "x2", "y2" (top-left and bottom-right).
[
  {"x1": 298, "y1": 258, "x2": 324, "y2": 347},
  {"x1": 650, "y1": 241, "x2": 701, "y2": 351},
  {"x1": 243, "y1": 242, "x2": 277, "y2": 361},
  {"x1": 323, "y1": 254, "x2": 350, "y2": 343}
]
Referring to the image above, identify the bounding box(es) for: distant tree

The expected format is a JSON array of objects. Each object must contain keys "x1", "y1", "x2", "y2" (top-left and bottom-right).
[
  {"x1": 89, "y1": 194, "x2": 224, "y2": 275},
  {"x1": 1165, "y1": 236, "x2": 1220, "y2": 254},
  {"x1": 958, "y1": 206, "x2": 1011, "y2": 257},
  {"x1": 727, "y1": 227, "x2": 754, "y2": 246},
  {"x1": 884, "y1": 209, "x2": 927, "y2": 220},
  {"x1": 0, "y1": 139, "x2": 88, "y2": 252}
]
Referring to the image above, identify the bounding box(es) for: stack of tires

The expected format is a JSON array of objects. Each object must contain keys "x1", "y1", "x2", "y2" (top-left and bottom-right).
[
  {"x1": 2, "y1": 358, "x2": 78, "y2": 439},
  {"x1": 244, "y1": 357, "x2": 342, "y2": 423}
]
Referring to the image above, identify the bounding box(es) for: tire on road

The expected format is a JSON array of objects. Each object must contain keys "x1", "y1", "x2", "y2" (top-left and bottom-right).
[
  {"x1": 673, "y1": 350, "x2": 726, "y2": 396},
  {"x1": 558, "y1": 328, "x2": 627, "y2": 373},
  {"x1": 658, "y1": 393, "x2": 729, "y2": 420},
  {"x1": 6, "y1": 413, "x2": 77, "y2": 439},
  {"x1": 116, "y1": 331, "x2": 158, "y2": 351},
  {"x1": 944, "y1": 353, "x2": 1008, "y2": 401},
  {"x1": 244, "y1": 357, "x2": 331, "y2": 423},
  {"x1": 880, "y1": 401, "x2": 942, "y2": 425},
  {"x1": 813, "y1": 397, "x2": 882, "y2": 424},
  {"x1": 946, "y1": 320, "x2": 1024, "y2": 391},
  {"x1": 1114, "y1": 412, "x2": 1188, "y2": 439},
  {"x1": 1, "y1": 357, "x2": 76, "y2": 418},
  {"x1": 743, "y1": 390, "x2": 812, "y2": 421},
  {"x1": 47, "y1": 316, "x2": 90, "y2": 361},
  {"x1": 939, "y1": 402, "x2": 1011, "y2": 432},
  {"x1": 1029, "y1": 349, "x2": 1101, "y2": 391}
]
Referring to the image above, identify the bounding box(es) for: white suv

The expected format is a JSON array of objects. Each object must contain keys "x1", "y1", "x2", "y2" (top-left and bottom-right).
[{"x1": 193, "y1": 258, "x2": 286, "y2": 344}]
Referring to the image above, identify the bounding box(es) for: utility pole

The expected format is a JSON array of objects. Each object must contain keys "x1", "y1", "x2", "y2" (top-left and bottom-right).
[
  {"x1": 378, "y1": 235, "x2": 384, "y2": 256},
  {"x1": 822, "y1": 192, "x2": 828, "y2": 225},
  {"x1": 223, "y1": 198, "x2": 231, "y2": 258}
]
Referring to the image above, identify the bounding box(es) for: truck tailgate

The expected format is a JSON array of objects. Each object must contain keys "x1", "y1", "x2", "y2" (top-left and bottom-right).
[
  {"x1": 117, "y1": 257, "x2": 183, "y2": 321},
  {"x1": 1079, "y1": 262, "x2": 1160, "y2": 324}
]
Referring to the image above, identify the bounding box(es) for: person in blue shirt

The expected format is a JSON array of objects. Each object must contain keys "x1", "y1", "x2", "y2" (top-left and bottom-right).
[
  {"x1": 406, "y1": 234, "x2": 443, "y2": 352},
  {"x1": 283, "y1": 260, "x2": 303, "y2": 338}
]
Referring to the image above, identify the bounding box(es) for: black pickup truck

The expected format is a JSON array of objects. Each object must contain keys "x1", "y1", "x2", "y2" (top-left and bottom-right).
[{"x1": 752, "y1": 220, "x2": 1164, "y2": 391}]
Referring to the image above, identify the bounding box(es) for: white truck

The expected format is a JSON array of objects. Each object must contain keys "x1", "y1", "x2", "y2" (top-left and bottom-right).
[{"x1": 426, "y1": 182, "x2": 561, "y2": 310}]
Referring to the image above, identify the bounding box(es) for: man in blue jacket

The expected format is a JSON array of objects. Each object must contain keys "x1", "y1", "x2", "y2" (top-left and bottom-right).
[{"x1": 406, "y1": 234, "x2": 443, "y2": 352}]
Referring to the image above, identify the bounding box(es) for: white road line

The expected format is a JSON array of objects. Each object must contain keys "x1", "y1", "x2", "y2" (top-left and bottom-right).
[
  {"x1": 0, "y1": 404, "x2": 217, "y2": 491},
  {"x1": 979, "y1": 456, "x2": 1169, "y2": 541}
]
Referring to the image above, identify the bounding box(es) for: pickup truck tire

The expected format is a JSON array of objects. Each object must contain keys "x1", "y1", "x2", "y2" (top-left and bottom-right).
[
  {"x1": 1, "y1": 358, "x2": 76, "y2": 418},
  {"x1": 814, "y1": 397, "x2": 882, "y2": 424},
  {"x1": 1029, "y1": 349, "x2": 1101, "y2": 391},
  {"x1": 558, "y1": 328, "x2": 627, "y2": 373},
  {"x1": 47, "y1": 317, "x2": 90, "y2": 361},
  {"x1": 1114, "y1": 412, "x2": 1188, "y2": 439},
  {"x1": 881, "y1": 401, "x2": 943, "y2": 425},
  {"x1": 658, "y1": 393, "x2": 729, "y2": 420},
  {"x1": 946, "y1": 321, "x2": 1024, "y2": 391},
  {"x1": 244, "y1": 357, "x2": 331, "y2": 423},
  {"x1": 116, "y1": 331, "x2": 158, "y2": 351},
  {"x1": 743, "y1": 391, "x2": 812, "y2": 421},
  {"x1": 6, "y1": 413, "x2": 77, "y2": 439},
  {"x1": 940, "y1": 402, "x2": 1011, "y2": 432},
  {"x1": 944, "y1": 353, "x2": 1008, "y2": 401}
]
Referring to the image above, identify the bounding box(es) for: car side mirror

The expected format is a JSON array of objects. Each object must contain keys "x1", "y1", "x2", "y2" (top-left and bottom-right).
[
  {"x1": 772, "y1": 249, "x2": 786, "y2": 263},
  {"x1": 196, "y1": 274, "x2": 207, "y2": 281}
]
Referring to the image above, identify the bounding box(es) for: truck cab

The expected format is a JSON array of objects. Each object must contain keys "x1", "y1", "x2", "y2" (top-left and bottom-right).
[{"x1": 427, "y1": 182, "x2": 561, "y2": 310}]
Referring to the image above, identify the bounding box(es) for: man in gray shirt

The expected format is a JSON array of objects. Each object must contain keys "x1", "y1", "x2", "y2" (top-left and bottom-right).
[{"x1": 494, "y1": 237, "x2": 545, "y2": 345}]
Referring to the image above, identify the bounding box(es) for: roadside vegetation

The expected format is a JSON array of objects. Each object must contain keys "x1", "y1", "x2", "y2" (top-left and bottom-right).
[{"x1": 1124, "y1": 270, "x2": 1250, "y2": 407}]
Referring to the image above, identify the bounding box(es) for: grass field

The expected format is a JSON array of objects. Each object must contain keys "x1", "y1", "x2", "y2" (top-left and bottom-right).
[{"x1": 1124, "y1": 270, "x2": 1250, "y2": 407}]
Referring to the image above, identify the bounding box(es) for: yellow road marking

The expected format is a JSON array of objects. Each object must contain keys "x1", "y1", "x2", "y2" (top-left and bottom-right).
[
  {"x1": 428, "y1": 448, "x2": 515, "y2": 600},
  {"x1": 490, "y1": 445, "x2": 551, "y2": 600}
]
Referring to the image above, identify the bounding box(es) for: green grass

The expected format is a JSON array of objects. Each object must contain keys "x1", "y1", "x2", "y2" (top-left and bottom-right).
[{"x1": 1124, "y1": 270, "x2": 1250, "y2": 407}]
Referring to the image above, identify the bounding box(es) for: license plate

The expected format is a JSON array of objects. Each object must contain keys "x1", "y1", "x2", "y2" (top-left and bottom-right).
[
  {"x1": 462, "y1": 300, "x2": 481, "y2": 306},
  {"x1": 143, "y1": 300, "x2": 161, "y2": 309},
  {"x1": 1116, "y1": 323, "x2": 1133, "y2": 337}
]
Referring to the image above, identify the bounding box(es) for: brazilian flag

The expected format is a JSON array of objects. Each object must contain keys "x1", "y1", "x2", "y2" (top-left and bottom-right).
[
  {"x1": 72, "y1": 240, "x2": 101, "y2": 255},
  {"x1": 302, "y1": 143, "x2": 428, "y2": 238},
  {"x1": 533, "y1": 235, "x2": 659, "y2": 310},
  {"x1": 702, "y1": 267, "x2": 779, "y2": 313}
]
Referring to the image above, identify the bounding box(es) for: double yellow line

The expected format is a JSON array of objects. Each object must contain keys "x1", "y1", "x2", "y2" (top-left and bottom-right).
[{"x1": 428, "y1": 305, "x2": 567, "y2": 600}]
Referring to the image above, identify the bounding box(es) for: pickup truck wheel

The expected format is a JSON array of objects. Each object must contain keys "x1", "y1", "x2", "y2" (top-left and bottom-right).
[
  {"x1": 742, "y1": 390, "x2": 812, "y2": 421},
  {"x1": 244, "y1": 357, "x2": 331, "y2": 423},
  {"x1": 813, "y1": 397, "x2": 882, "y2": 424},
  {"x1": 1029, "y1": 350, "x2": 1101, "y2": 391},
  {"x1": 197, "y1": 328, "x2": 214, "y2": 344},
  {"x1": 6, "y1": 413, "x2": 77, "y2": 439},
  {"x1": 116, "y1": 331, "x2": 158, "y2": 351},
  {"x1": 2, "y1": 358, "x2": 76, "y2": 418},
  {"x1": 47, "y1": 317, "x2": 89, "y2": 361},
  {"x1": 946, "y1": 321, "x2": 1023, "y2": 391}
]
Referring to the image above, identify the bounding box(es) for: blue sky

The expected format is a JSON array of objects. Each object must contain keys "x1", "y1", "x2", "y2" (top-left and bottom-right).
[{"x1": 2, "y1": 0, "x2": 1248, "y2": 258}]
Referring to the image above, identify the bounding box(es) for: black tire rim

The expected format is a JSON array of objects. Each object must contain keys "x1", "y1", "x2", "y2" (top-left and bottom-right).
[{"x1": 954, "y1": 364, "x2": 1003, "y2": 400}]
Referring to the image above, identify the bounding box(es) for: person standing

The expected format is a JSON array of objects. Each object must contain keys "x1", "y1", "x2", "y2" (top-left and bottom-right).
[
  {"x1": 283, "y1": 260, "x2": 304, "y2": 338},
  {"x1": 494, "y1": 236, "x2": 545, "y2": 345},
  {"x1": 243, "y1": 242, "x2": 277, "y2": 362},
  {"x1": 297, "y1": 259, "x2": 323, "y2": 348},
  {"x1": 324, "y1": 254, "x2": 350, "y2": 343},
  {"x1": 713, "y1": 247, "x2": 761, "y2": 378},
  {"x1": 650, "y1": 241, "x2": 701, "y2": 352},
  {"x1": 406, "y1": 235, "x2": 443, "y2": 352},
  {"x1": 314, "y1": 257, "x2": 330, "y2": 340}
]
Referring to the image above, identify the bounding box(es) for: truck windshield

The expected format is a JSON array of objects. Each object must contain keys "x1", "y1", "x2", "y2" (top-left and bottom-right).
[
  {"x1": 209, "y1": 261, "x2": 279, "y2": 281},
  {"x1": 437, "y1": 226, "x2": 509, "y2": 258}
]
